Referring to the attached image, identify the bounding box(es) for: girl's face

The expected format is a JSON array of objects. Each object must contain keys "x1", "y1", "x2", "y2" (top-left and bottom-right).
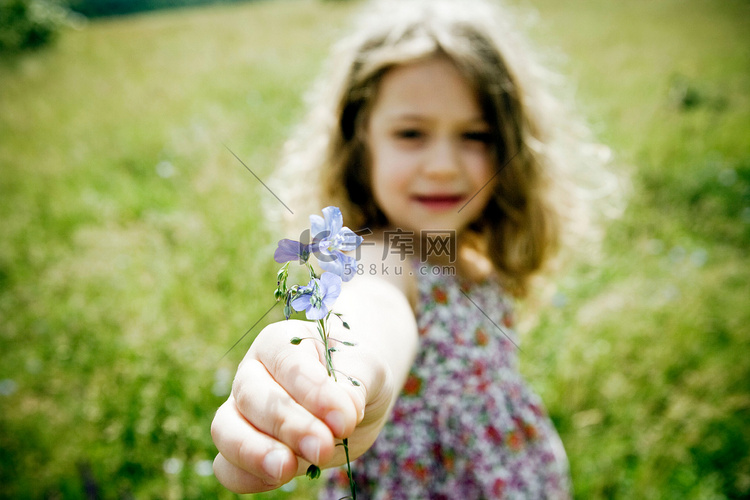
[{"x1": 366, "y1": 57, "x2": 496, "y2": 237}]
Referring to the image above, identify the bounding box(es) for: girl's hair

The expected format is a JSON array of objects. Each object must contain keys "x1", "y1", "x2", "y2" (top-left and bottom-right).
[{"x1": 274, "y1": 0, "x2": 614, "y2": 297}]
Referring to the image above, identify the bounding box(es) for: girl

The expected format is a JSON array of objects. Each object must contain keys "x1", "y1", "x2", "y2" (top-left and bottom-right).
[{"x1": 213, "y1": 0, "x2": 599, "y2": 497}]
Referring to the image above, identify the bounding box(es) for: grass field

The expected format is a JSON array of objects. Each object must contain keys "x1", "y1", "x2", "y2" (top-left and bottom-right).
[{"x1": 1, "y1": 0, "x2": 748, "y2": 498}]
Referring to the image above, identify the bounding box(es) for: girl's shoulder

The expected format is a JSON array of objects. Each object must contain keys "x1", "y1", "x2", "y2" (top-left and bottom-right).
[{"x1": 455, "y1": 245, "x2": 495, "y2": 283}]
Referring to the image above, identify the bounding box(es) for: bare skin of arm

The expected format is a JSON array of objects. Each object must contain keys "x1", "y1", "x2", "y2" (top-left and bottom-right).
[{"x1": 211, "y1": 240, "x2": 418, "y2": 493}]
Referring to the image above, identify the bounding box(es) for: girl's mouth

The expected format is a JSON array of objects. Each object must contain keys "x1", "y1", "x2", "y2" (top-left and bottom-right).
[{"x1": 412, "y1": 194, "x2": 465, "y2": 210}]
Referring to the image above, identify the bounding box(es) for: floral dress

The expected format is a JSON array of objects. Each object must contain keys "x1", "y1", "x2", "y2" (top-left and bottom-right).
[{"x1": 320, "y1": 265, "x2": 571, "y2": 499}]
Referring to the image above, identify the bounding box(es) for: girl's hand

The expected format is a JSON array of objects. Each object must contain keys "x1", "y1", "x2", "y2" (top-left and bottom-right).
[{"x1": 211, "y1": 319, "x2": 396, "y2": 493}]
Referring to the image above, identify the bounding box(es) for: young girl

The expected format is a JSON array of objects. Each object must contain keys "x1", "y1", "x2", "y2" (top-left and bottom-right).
[{"x1": 213, "y1": 0, "x2": 597, "y2": 497}]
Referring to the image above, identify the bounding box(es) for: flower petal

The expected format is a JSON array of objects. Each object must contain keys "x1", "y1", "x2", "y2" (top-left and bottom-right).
[
  {"x1": 274, "y1": 239, "x2": 309, "y2": 263},
  {"x1": 304, "y1": 305, "x2": 328, "y2": 320},
  {"x1": 315, "y1": 239, "x2": 338, "y2": 260},
  {"x1": 290, "y1": 294, "x2": 312, "y2": 313},
  {"x1": 320, "y1": 253, "x2": 358, "y2": 282},
  {"x1": 321, "y1": 206, "x2": 343, "y2": 236},
  {"x1": 318, "y1": 253, "x2": 344, "y2": 277},
  {"x1": 336, "y1": 228, "x2": 363, "y2": 252},
  {"x1": 309, "y1": 214, "x2": 328, "y2": 241},
  {"x1": 320, "y1": 272, "x2": 342, "y2": 303},
  {"x1": 339, "y1": 255, "x2": 359, "y2": 282}
]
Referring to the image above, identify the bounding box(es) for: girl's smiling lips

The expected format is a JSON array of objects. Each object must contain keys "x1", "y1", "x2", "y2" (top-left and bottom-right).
[{"x1": 412, "y1": 194, "x2": 466, "y2": 210}]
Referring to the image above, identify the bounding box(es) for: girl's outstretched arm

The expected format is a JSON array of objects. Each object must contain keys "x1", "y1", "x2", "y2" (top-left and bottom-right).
[{"x1": 211, "y1": 248, "x2": 418, "y2": 493}]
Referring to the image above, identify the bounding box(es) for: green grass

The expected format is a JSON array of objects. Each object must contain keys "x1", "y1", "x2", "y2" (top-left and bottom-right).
[{"x1": 0, "y1": 0, "x2": 748, "y2": 498}]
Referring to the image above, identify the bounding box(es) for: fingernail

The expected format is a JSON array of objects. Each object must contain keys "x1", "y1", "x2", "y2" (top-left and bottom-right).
[
  {"x1": 299, "y1": 435, "x2": 321, "y2": 464},
  {"x1": 325, "y1": 410, "x2": 345, "y2": 436},
  {"x1": 262, "y1": 449, "x2": 287, "y2": 480}
]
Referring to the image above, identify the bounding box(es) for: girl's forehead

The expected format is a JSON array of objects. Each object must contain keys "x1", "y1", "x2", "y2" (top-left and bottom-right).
[{"x1": 371, "y1": 58, "x2": 484, "y2": 121}]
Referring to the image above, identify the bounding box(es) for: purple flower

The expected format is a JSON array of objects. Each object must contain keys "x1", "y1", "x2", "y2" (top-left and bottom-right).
[
  {"x1": 291, "y1": 272, "x2": 342, "y2": 320},
  {"x1": 274, "y1": 238, "x2": 310, "y2": 264},
  {"x1": 310, "y1": 206, "x2": 363, "y2": 282}
]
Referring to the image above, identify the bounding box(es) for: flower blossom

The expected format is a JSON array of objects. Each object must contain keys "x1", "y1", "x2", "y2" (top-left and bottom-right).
[
  {"x1": 291, "y1": 272, "x2": 342, "y2": 320},
  {"x1": 310, "y1": 206, "x2": 362, "y2": 282},
  {"x1": 273, "y1": 206, "x2": 363, "y2": 281}
]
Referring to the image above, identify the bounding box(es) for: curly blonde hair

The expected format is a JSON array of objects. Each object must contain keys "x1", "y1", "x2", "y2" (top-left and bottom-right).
[{"x1": 273, "y1": 0, "x2": 611, "y2": 297}]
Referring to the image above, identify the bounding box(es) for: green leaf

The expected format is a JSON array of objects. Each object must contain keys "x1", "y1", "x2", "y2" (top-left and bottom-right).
[
  {"x1": 290, "y1": 337, "x2": 302, "y2": 345},
  {"x1": 342, "y1": 321, "x2": 350, "y2": 330}
]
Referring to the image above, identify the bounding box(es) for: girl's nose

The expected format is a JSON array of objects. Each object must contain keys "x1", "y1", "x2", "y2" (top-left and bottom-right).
[{"x1": 423, "y1": 137, "x2": 460, "y2": 178}]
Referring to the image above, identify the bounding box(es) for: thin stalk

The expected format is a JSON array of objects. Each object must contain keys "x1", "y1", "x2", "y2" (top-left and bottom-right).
[
  {"x1": 317, "y1": 318, "x2": 336, "y2": 380},
  {"x1": 343, "y1": 438, "x2": 356, "y2": 499},
  {"x1": 306, "y1": 262, "x2": 318, "y2": 280}
]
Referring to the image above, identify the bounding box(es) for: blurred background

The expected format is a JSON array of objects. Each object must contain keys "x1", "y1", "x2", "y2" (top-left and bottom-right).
[{"x1": 0, "y1": 0, "x2": 748, "y2": 498}]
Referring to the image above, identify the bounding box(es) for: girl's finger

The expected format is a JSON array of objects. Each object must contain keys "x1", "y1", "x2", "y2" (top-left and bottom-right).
[
  {"x1": 211, "y1": 399, "x2": 298, "y2": 485},
  {"x1": 263, "y1": 338, "x2": 364, "y2": 438},
  {"x1": 232, "y1": 356, "x2": 337, "y2": 466},
  {"x1": 326, "y1": 338, "x2": 393, "y2": 427},
  {"x1": 213, "y1": 452, "x2": 284, "y2": 494},
  {"x1": 247, "y1": 320, "x2": 367, "y2": 437}
]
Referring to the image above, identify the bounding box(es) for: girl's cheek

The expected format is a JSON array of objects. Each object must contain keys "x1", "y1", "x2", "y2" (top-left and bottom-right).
[
  {"x1": 377, "y1": 151, "x2": 414, "y2": 182},
  {"x1": 461, "y1": 156, "x2": 492, "y2": 183},
  {"x1": 461, "y1": 142, "x2": 492, "y2": 162}
]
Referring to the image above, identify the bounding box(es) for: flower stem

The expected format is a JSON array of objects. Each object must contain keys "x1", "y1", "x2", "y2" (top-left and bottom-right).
[
  {"x1": 316, "y1": 317, "x2": 355, "y2": 498},
  {"x1": 306, "y1": 262, "x2": 318, "y2": 280},
  {"x1": 317, "y1": 318, "x2": 336, "y2": 380},
  {"x1": 343, "y1": 438, "x2": 356, "y2": 499}
]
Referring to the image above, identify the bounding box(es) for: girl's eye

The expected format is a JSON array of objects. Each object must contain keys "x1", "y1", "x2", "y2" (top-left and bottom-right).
[
  {"x1": 394, "y1": 129, "x2": 425, "y2": 140},
  {"x1": 463, "y1": 131, "x2": 493, "y2": 144}
]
